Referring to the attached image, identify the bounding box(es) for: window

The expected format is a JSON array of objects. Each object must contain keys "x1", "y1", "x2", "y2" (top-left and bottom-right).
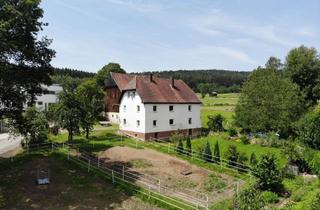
[
  {"x1": 188, "y1": 118, "x2": 192, "y2": 124},
  {"x1": 153, "y1": 105, "x2": 157, "y2": 112},
  {"x1": 123, "y1": 105, "x2": 126, "y2": 112},
  {"x1": 123, "y1": 119, "x2": 126, "y2": 125},
  {"x1": 169, "y1": 105, "x2": 174, "y2": 112},
  {"x1": 137, "y1": 105, "x2": 140, "y2": 112},
  {"x1": 137, "y1": 120, "x2": 140, "y2": 127},
  {"x1": 153, "y1": 120, "x2": 157, "y2": 127},
  {"x1": 169, "y1": 119, "x2": 174, "y2": 125},
  {"x1": 188, "y1": 105, "x2": 192, "y2": 111},
  {"x1": 37, "y1": 101, "x2": 43, "y2": 105}
]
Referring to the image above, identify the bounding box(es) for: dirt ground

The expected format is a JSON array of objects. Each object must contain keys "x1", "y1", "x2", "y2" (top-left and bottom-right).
[
  {"x1": 0, "y1": 155, "x2": 162, "y2": 210},
  {"x1": 98, "y1": 146, "x2": 236, "y2": 202}
]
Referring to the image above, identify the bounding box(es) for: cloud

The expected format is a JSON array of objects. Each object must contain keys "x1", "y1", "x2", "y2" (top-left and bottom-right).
[
  {"x1": 102, "y1": 0, "x2": 163, "y2": 13},
  {"x1": 189, "y1": 9, "x2": 298, "y2": 47}
]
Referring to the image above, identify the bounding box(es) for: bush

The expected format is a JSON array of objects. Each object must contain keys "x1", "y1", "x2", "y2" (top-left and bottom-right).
[
  {"x1": 236, "y1": 186, "x2": 265, "y2": 210},
  {"x1": 296, "y1": 111, "x2": 320, "y2": 149},
  {"x1": 228, "y1": 128, "x2": 238, "y2": 137},
  {"x1": 310, "y1": 193, "x2": 320, "y2": 210},
  {"x1": 253, "y1": 154, "x2": 283, "y2": 192},
  {"x1": 240, "y1": 136, "x2": 250, "y2": 144},
  {"x1": 203, "y1": 141, "x2": 212, "y2": 162},
  {"x1": 207, "y1": 114, "x2": 224, "y2": 132},
  {"x1": 225, "y1": 145, "x2": 248, "y2": 171},
  {"x1": 203, "y1": 174, "x2": 227, "y2": 192},
  {"x1": 50, "y1": 125, "x2": 60, "y2": 136},
  {"x1": 261, "y1": 191, "x2": 279, "y2": 204},
  {"x1": 185, "y1": 137, "x2": 192, "y2": 157},
  {"x1": 176, "y1": 138, "x2": 184, "y2": 154},
  {"x1": 213, "y1": 142, "x2": 221, "y2": 163}
]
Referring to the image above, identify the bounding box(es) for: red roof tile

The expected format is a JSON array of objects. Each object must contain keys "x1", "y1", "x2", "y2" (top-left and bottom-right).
[{"x1": 111, "y1": 72, "x2": 201, "y2": 104}]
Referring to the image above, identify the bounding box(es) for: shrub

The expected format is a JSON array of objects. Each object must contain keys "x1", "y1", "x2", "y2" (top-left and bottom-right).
[
  {"x1": 225, "y1": 145, "x2": 248, "y2": 171},
  {"x1": 185, "y1": 137, "x2": 192, "y2": 157},
  {"x1": 236, "y1": 186, "x2": 265, "y2": 210},
  {"x1": 261, "y1": 191, "x2": 279, "y2": 204},
  {"x1": 203, "y1": 174, "x2": 227, "y2": 192},
  {"x1": 207, "y1": 114, "x2": 224, "y2": 132},
  {"x1": 310, "y1": 193, "x2": 320, "y2": 210},
  {"x1": 213, "y1": 142, "x2": 221, "y2": 163},
  {"x1": 250, "y1": 152, "x2": 257, "y2": 166},
  {"x1": 50, "y1": 125, "x2": 60, "y2": 136},
  {"x1": 253, "y1": 154, "x2": 283, "y2": 192},
  {"x1": 296, "y1": 111, "x2": 320, "y2": 149},
  {"x1": 176, "y1": 138, "x2": 184, "y2": 154},
  {"x1": 203, "y1": 141, "x2": 212, "y2": 162},
  {"x1": 240, "y1": 136, "x2": 250, "y2": 144},
  {"x1": 228, "y1": 128, "x2": 238, "y2": 137}
]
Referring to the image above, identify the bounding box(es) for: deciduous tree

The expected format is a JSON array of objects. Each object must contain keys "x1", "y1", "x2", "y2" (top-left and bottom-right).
[{"x1": 95, "y1": 63, "x2": 125, "y2": 88}]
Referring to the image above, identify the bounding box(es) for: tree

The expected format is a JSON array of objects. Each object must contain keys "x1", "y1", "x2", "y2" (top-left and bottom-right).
[
  {"x1": 95, "y1": 63, "x2": 125, "y2": 88},
  {"x1": 253, "y1": 154, "x2": 283, "y2": 192},
  {"x1": 76, "y1": 79, "x2": 104, "y2": 139},
  {"x1": 185, "y1": 137, "x2": 192, "y2": 156},
  {"x1": 235, "y1": 67, "x2": 302, "y2": 136},
  {"x1": 207, "y1": 114, "x2": 224, "y2": 132},
  {"x1": 296, "y1": 111, "x2": 320, "y2": 149},
  {"x1": 213, "y1": 142, "x2": 220, "y2": 163},
  {"x1": 250, "y1": 152, "x2": 257, "y2": 166},
  {"x1": 177, "y1": 138, "x2": 184, "y2": 154},
  {"x1": 54, "y1": 77, "x2": 82, "y2": 142},
  {"x1": 285, "y1": 46, "x2": 320, "y2": 107},
  {"x1": 197, "y1": 83, "x2": 212, "y2": 98},
  {"x1": 235, "y1": 186, "x2": 265, "y2": 210},
  {"x1": 203, "y1": 141, "x2": 212, "y2": 162},
  {"x1": 11, "y1": 106, "x2": 49, "y2": 145},
  {"x1": 0, "y1": 0, "x2": 55, "y2": 125},
  {"x1": 265, "y1": 56, "x2": 283, "y2": 70}
]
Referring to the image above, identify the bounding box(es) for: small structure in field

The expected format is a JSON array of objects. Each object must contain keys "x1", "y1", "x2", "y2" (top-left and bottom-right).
[
  {"x1": 37, "y1": 167, "x2": 50, "y2": 185},
  {"x1": 209, "y1": 92, "x2": 218, "y2": 97}
]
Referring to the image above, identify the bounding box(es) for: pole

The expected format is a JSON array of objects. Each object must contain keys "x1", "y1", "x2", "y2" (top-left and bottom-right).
[
  {"x1": 67, "y1": 150, "x2": 70, "y2": 160},
  {"x1": 77, "y1": 149, "x2": 80, "y2": 160},
  {"x1": 148, "y1": 186, "x2": 151, "y2": 199},
  {"x1": 98, "y1": 157, "x2": 100, "y2": 168},
  {"x1": 135, "y1": 139, "x2": 138, "y2": 148},
  {"x1": 112, "y1": 170, "x2": 115, "y2": 184},
  {"x1": 158, "y1": 179, "x2": 161, "y2": 192},
  {"x1": 88, "y1": 159, "x2": 91, "y2": 172}
]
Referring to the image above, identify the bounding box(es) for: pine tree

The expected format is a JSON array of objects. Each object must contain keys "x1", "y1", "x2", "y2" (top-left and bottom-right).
[
  {"x1": 203, "y1": 141, "x2": 212, "y2": 162},
  {"x1": 177, "y1": 138, "x2": 184, "y2": 154},
  {"x1": 250, "y1": 152, "x2": 257, "y2": 166},
  {"x1": 185, "y1": 137, "x2": 192, "y2": 157},
  {"x1": 213, "y1": 142, "x2": 221, "y2": 163}
]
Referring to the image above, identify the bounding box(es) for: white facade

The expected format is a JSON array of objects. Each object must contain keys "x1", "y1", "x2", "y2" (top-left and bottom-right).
[
  {"x1": 119, "y1": 91, "x2": 201, "y2": 134},
  {"x1": 106, "y1": 112, "x2": 120, "y2": 124},
  {"x1": 35, "y1": 84, "x2": 62, "y2": 111}
]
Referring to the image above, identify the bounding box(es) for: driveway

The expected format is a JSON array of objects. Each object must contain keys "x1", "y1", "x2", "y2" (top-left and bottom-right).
[{"x1": 0, "y1": 133, "x2": 23, "y2": 157}]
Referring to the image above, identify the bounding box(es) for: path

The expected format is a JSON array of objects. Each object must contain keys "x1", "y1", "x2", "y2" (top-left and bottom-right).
[{"x1": 0, "y1": 133, "x2": 23, "y2": 157}]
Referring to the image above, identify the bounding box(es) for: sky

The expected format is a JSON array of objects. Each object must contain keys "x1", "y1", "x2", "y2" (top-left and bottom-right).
[{"x1": 40, "y1": 0, "x2": 320, "y2": 73}]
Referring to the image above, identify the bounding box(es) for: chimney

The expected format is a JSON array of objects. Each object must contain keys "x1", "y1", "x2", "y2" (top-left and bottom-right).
[
  {"x1": 171, "y1": 77, "x2": 175, "y2": 88},
  {"x1": 150, "y1": 74, "x2": 153, "y2": 82}
]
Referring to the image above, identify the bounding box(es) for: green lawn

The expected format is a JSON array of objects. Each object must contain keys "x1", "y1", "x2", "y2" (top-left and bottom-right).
[
  {"x1": 200, "y1": 93, "x2": 239, "y2": 127},
  {"x1": 191, "y1": 133, "x2": 287, "y2": 167}
]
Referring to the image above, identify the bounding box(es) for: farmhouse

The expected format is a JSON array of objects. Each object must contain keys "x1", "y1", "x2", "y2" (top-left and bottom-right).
[
  {"x1": 35, "y1": 84, "x2": 63, "y2": 111},
  {"x1": 104, "y1": 72, "x2": 202, "y2": 140}
]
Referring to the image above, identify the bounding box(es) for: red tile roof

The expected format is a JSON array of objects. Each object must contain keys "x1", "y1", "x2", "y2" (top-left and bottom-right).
[{"x1": 111, "y1": 72, "x2": 201, "y2": 104}]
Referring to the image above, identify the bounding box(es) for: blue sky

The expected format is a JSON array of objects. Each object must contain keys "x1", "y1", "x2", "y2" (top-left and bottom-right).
[{"x1": 41, "y1": 0, "x2": 320, "y2": 73}]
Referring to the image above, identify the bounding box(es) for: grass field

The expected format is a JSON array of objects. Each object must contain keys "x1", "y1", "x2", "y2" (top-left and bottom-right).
[{"x1": 199, "y1": 93, "x2": 239, "y2": 127}]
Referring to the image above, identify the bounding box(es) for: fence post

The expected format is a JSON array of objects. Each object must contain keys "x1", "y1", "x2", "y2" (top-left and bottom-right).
[
  {"x1": 112, "y1": 170, "x2": 115, "y2": 184},
  {"x1": 77, "y1": 149, "x2": 80, "y2": 160},
  {"x1": 148, "y1": 186, "x2": 151, "y2": 199},
  {"x1": 51, "y1": 142, "x2": 53, "y2": 152},
  {"x1": 98, "y1": 157, "x2": 100, "y2": 168},
  {"x1": 67, "y1": 149, "x2": 70, "y2": 160},
  {"x1": 122, "y1": 165, "x2": 125, "y2": 181},
  {"x1": 88, "y1": 159, "x2": 91, "y2": 172},
  {"x1": 158, "y1": 179, "x2": 161, "y2": 192},
  {"x1": 167, "y1": 143, "x2": 170, "y2": 153},
  {"x1": 135, "y1": 139, "x2": 138, "y2": 148}
]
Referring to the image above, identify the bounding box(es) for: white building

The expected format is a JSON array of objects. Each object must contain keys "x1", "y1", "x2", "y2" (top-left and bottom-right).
[
  {"x1": 35, "y1": 84, "x2": 62, "y2": 111},
  {"x1": 105, "y1": 73, "x2": 202, "y2": 140}
]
